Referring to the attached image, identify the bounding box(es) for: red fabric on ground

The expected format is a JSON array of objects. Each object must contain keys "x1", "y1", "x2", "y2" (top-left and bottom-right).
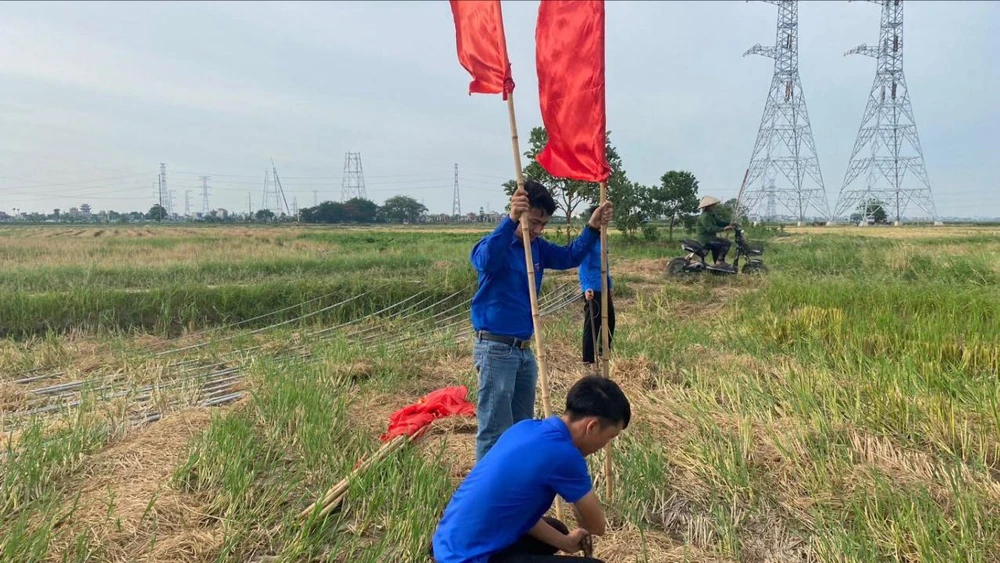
[{"x1": 380, "y1": 385, "x2": 476, "y2": 442}]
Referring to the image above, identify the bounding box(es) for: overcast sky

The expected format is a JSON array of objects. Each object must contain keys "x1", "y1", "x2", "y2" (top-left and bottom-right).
[{"x1": 0, "y1": 1, "x2": 997, "y2": 218}]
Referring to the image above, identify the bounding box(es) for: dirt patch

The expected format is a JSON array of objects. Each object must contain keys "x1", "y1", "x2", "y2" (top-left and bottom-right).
[
  {"x1": 47, "y1": 408, "x2": 221, "y2": 563},
  {"x1": 0, "y1": 382, "x2": 27, "y2": 411},
  {"x1": 417, "y1": 418, "x2": 478, "y2": 485},
  {"x1": 598, "y1": 522, "x2": 733, "y2": 563},
  {"x1": 614, "y1": 258, "x2": 668, "y2": 283}
]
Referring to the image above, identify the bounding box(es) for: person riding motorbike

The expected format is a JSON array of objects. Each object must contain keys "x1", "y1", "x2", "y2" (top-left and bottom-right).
[{"x1": 696, "y1": 196, "x2": 734, "y2": 267}]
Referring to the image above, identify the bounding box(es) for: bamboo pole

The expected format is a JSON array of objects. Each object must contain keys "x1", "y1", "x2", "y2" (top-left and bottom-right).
[
  {"x1": 298, "y1": 434, "x2": 407, "y2": 522},
  {"x1": 598, "y1": 181, "x2": 613, "y2": 501},
  {"x1": 505, "y1": 92, "x2": 561, "y2": 521},
  {"x1": 732, "y1": 168, "x2": 751, "y2": 224},
  {"x1": 598, "y1": 181, "x2": 610, "y2": 381},
  {"x1": 505, "y1": 93, "x2": 553, "y2": 421}
]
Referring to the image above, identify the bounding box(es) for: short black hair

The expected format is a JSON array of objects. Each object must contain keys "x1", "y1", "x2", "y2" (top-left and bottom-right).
[
  {"x1": 565, "y1": 376, "x2": 631, "y2": 429},
  {"x1": 585, "y1": 204, "x2": 598, "y2": 217},
  {"x1": 524, "y1": 180, "x2": 557, "y2": 217}
]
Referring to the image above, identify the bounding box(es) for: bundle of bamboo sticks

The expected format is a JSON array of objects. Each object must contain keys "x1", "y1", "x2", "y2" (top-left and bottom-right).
[{"x1": 297, "y1": 433, "x2": 409, "y2": 523}]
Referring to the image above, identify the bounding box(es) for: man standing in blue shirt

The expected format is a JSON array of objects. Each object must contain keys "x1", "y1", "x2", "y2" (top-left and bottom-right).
[
  {"x1": 432, "y1": 376, "x2": 631, "y2": 562},
  {"x1": 470, "y1": 181, "x2": 613, "y2": 461},
  {"x1": 578, "y1": 206, "x2": 615, "y2": 374}
]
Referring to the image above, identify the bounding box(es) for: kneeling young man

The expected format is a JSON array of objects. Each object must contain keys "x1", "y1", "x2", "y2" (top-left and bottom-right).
[{"x1": 432, "y1": 376, "x2": 631, "y2": 563}]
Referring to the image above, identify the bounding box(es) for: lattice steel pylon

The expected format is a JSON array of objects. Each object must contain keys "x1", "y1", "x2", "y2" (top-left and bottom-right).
[
  {"x1": 833, "y1": 0, "x2": 936, "y2": 224},
  {"x1": 452, "y1": 163, "x2": 461, "y2": 217},
  {"x1": 341, "y1": 152, "x2": 366, "y2": 201},
  {"x1": 740, "y1": 0, "x2": 830, "y2": 224},
  {"x1": 261, "y1": 168, "x2": 274, "y2": 212},
  {"x1": 200, "y1": 176, "x2": 211, "y2": 215}
]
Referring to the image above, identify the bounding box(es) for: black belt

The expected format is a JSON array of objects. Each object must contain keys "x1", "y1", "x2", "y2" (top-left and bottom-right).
[{"x1": 475, "y1": 331, "x2": 532, "y2": 349}]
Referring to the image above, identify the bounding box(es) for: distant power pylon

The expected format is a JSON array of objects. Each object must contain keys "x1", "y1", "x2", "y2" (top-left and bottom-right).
[
  {"x1": 261, "y1": 169, "x2": 269, "y2": 212},
  {"x1": 200, "y1": 176, "x2": 211, "y2": 215},
  {"x1": 833, "y1": 0, "x2": 936, "y2": 224},
  {"x1": 341, "y1": 152, "x2": 366, "y2": 201},
  {"x1": 740, "y1": 0, "x2": 830, "y2": 224},
  {"x1": 271, "y1": 159, "x2": 291, "y2": 216},
  {"x1": 765, "y1": 182, "x2": 777, "y2": 221},
  {"x1": 184, "y1": 190, "x2": 191, "y2": 217},
  {"x1": 452, "y1": 163, "x2": 461, "y2": 217},
  {"x1": 159, "y1": 163, "x2": 171, "y2": 215},
  {"x1": 260, "y1": 169, "x2": 288, "y2": 215}
]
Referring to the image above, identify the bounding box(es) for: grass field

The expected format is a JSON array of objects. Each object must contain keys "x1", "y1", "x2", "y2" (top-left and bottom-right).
[{"x1": 1, "y1": 223, "x2": 998, "y2": 562}]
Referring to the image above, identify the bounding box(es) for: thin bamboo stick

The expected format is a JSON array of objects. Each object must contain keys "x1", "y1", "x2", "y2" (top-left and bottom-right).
[
  {"x1": 732, "y1": 168, "x2": 750, "y2": 224},
  {"x1": 298, "y1": 435, "x2": 406, "y2": 521},
  {"x1": 598, "y1": 181, "x2": 613, "y2": 501},
  {"x1": 598, "y1": 181, "x2": 610, "y2": 380}
]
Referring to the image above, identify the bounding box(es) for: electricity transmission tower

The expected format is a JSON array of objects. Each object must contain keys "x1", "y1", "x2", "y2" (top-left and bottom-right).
[
  {"x1": 271, "y1": 159, "x2": 291, "y2": 216},
  {"x1": 341, "y1": 152, "x2": 366, "y2": 202},
  {"x1": 200, "y1": 176, "x2": 211, "y2": 215},
  {"x1": 833, "y1": 0, "x2": 936, "y2": 225},
  {"x1": 159, "y1": 163, "x2": 172, "y2": 215},
  {"x1": 261, "y1": 169, "x2": 281, "y2": 214},
  {"x1": 741, "y1": 0, "x2": 829, "y2": 224},
  {"x1": 184, "y1": 190, "x2": 191, "y2": 217},
  {"x1": 452, "y1": 163, "x2": 461, "y2": 217},
  {"x1": 261, "y1": 169, "x2": 270, "y2": 212}
]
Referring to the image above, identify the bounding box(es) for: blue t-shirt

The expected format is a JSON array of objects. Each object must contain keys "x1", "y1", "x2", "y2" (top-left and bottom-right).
[
  {"x1": 578, "y1": 240, "x2": 613, "y2": 294},
  {"x1": 470, "y1": 217, "x2": 599, "y2": 340},
  {"x1": 432, "y1": 417, "x2": 593, "y2": 563}
]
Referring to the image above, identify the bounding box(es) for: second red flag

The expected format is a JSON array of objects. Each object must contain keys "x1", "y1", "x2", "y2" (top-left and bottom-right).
[{"x1": 535, "y1": 0, "x2": 609, "y2": 183}]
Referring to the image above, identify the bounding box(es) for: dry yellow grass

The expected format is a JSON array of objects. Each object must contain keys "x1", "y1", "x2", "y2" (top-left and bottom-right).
[
  {"x1": 784, "y1": 224, "x2": 999, "y2": 239},
  {"x1": 46, "y1": 408, "x2": 221, "y2": 563},
  {"x1": 0, "y1": 225, "x2": 333, "y2": 270}
]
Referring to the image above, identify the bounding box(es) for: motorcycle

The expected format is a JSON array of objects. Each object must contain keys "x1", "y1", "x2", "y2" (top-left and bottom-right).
[{"x1": 666, "y1": 226, "x2": 766, "y2": 276}]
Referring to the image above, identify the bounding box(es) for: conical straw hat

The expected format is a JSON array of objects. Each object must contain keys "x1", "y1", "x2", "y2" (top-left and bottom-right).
[{"x1": 698, "y1": 196, "x2": 721, "y2": 209}]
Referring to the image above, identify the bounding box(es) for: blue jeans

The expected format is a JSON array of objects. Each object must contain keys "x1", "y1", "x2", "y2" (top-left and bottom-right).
[{"x1": 473, "y1": 338, "x2": 538, "y2": 461}]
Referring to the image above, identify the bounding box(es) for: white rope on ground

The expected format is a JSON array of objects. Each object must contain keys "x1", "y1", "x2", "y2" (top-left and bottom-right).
[{"x1": 3, "y1": 278, "x2": 577, "y2": 430}]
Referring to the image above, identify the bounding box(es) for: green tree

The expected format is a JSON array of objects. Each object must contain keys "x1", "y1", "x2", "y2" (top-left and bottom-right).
[
  {"x1": 147, "y1": 204, "x2": 167, "y2": 221},
  {"x1": 611, "y1": 181, "x2": 651, "y2": 238},
  {"x1": 343, "y1": 198, "x2": 379, "y2": 223},
  {"x1": 717, "y1": 198, "x2": 739, "y2": 225},
  {"x1": 255, "y1": 209, "x2": 275, "y2": 222},
  {"x1": 857, "y1": 198, "x2": 888, "y2": 224},
  {"x1": 378, "y1": 195, "x2": 428, "y2": 224},
  {"x1": 504, "y1": 127, "x2": 630, "y2": 242},
  {"x1": 650, "y1": 170, "x2": 700, "y2": 241},
  {"x1": 301, "y1": 201, "x2": 346, "y2": 223}
]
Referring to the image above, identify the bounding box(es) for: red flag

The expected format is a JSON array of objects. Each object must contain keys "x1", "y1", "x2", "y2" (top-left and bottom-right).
[
  {"x1": 380, "y1": 386, "x2": 476, "y2": 442},
  {"x1": 535, "y1": 0, "x2": 610, "y2": 182},
  {"x1": 450, "y1": 0, "x2": 515, "y2": 99}
]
